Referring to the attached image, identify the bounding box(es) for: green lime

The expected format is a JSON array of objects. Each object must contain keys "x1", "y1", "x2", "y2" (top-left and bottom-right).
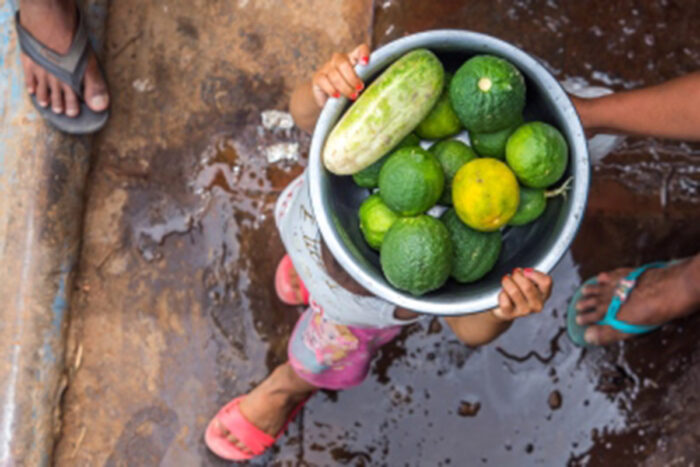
[
  {"x1": 358, "y1": 194, "x2": 400, "y2": 249},
  {"x1": 428, "y1": 139, "x2": 478, "y2": 205},
  {"x1": 415, "y1": 74, "x2": 462, "y2": 139},
  {"x1": 378, "y1": 147, "x2": 445, "y2": 216},
  {"x1": 508, "y1": 186, "x2": 546, "y2": 226},
  {"x1": 397, "y1": 132, "x2": 422, "y2": 148},
  {"x1": 471, "y1": 116, "x2": 523, "y2": 159},
  {"x1": 449, "y1": 55, "x2": 526, "y2": 133},
  {"x1": 505, "y1": 122, "x2": 568, "y2": 188},
  {"x1": 353, "y1": 133, "x2": 421, "y2": 188},
  {"x1": 380, "y1": 215, "x2": 453, "y2": 296}
]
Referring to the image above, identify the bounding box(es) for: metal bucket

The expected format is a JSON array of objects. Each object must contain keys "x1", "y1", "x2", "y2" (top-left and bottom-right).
[{"x1": 308, "y1": 30, "x2": 589, "y2": 315}]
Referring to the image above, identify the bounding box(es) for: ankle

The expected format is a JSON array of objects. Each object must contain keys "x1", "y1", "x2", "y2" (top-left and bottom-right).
[
  {"x1": 260, "y1": 363, "x2": 315, "y2": 401},
  {"x1": 254, "y1": 385, "x2": 310, "y2": 414}
]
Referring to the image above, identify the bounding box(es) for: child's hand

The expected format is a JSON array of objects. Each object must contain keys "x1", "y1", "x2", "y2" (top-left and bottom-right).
[
  {"x1": 491, "y1": 268, "x2": 553, "y2": 321},
  {"x1": 312, "y1": 44, "x2": 371, "y2": 107}
]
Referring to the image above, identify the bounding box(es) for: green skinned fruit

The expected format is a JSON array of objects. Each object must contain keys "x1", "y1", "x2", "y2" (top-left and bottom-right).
[
  {"x1": 450, "y1": 55, "x2": 525, "y2": 133},
  {"x1": 415, "y1": 74, "x2": 462, "y2": 140},
  {"x1": 508, "y1": 186, "x2": 546, "y2": 226},
  {"x1": 505, "y1": 121, "x2": 568, "y2": 188},
  {"x1": 471, "y1": 116, "x2": 523, "y2": 159},
  {"x1": 378, "y1": 147, "x2": 445, "y2": 216},
  {"x1": 428, "y1": 139, "x2": 478, "y2": 205},
  {"x1": 358, "y1": 194, "x2": 400, "y2": 249},
  {"x1": 380, "y1": 215, "x2": 453, "y2": 296},
  {"x1": 440, "y1": 208, "x2": 502, "y2": 283},
  {"x1": 323, "y1": 49, "x2": 444, "y2": 175},
  {"x1": 353, "y1": 133, "x2": 421, "y2": 188}
]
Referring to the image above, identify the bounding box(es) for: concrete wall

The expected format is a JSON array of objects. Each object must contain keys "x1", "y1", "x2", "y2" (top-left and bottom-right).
[{"x1": 0, "y1": 1, "x2": 106, "y2": 464}]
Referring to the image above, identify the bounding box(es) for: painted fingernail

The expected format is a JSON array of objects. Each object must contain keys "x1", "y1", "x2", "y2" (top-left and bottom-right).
[
  {"x1": 524, "y1": 268, "x2": 534, "y2": 276},
  {"x1": 502, "y1": 275, "x2": 509, "y2": 281},
  {"x1": 350, "y1": 92, "x2": 358, "y2": 100},
  {"x1": 38, "y1": 100, "x2": 48, "y2": 107},
  {"x1": 361, "y1": 56, "x2": 369, "y2": 65},
  {"x1": 333, "y1": 92, "x2": 340, "y2": 98},
  {"x1": 52, "y1": 107, "x2": 63, "y2": 114},
  {"x1": 356, "y1": 83, "x2": 364, "y2": 91}
]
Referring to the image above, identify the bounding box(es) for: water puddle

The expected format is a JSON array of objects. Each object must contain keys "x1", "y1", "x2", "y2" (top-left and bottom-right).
[
  {"x1": 597, "y1": 138, "x2": 700, "y2": 206},
  {"x1": 88, "y1": 2, "x2": 700, "y2": 464},
  {"x1": 194, "y1": 138, "x2": 242, "y2": 195}
]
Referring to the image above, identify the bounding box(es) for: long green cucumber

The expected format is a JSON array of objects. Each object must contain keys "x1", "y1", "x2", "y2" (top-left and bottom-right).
[{"x1": 322, "y1": 49, "x2": 444, "y2": 175}]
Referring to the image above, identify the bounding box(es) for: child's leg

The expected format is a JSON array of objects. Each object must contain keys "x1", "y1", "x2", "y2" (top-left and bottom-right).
[
  {"x1": 208, "y1": 171, "x2": 410, "y2": 459},
  {"x1": 275, "y1": 254, "x2": 310, "y2": 305},
  {"x1": 288, "y1": 305, "x2": 402, "y2": 390},
  {"x1": 206, "y1": 306, "x2": 401, "y2": 459},
  {"x1": 210, "y1": 362, "x2": 316, "y2": 457}
]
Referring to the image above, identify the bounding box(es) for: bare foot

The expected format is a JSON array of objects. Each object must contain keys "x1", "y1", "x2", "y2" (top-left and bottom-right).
[
  {"x1": 19, "y1": 0, "x2": 109, "y2": 117},
  {"x1": 213, "y1": 363, "x2": 315, "y2": 456},
  {"x1": 575, "y1": 258, "x2": 700, "y2": 345}
]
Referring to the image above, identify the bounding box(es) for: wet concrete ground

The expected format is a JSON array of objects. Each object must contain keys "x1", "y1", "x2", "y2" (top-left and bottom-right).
[{"x1": 55, "y1": 0, "x2": 699, "y2": 465}]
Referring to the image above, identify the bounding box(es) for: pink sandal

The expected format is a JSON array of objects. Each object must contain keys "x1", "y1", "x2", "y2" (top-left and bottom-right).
[
  {"x1": 204, "y1": 394, "x2": 312, "y2": 461},
  {"x1": 275, "y1": 254, "x2": 310, "y2": 306}
]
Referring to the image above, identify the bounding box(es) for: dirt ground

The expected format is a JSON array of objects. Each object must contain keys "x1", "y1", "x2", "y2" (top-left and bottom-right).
[{"x1": 55, "y1": 0, "x2": 700, "y2": 465}]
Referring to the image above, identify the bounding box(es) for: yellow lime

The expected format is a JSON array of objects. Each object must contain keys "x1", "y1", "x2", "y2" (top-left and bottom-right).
[{"x1": 452, "y1": 158, "x2": 519, "y2": 231}]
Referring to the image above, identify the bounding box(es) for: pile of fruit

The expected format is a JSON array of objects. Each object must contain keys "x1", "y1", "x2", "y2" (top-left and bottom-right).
[{"x1": 322, "y1": 49, "x2": 570, "y2": 297}]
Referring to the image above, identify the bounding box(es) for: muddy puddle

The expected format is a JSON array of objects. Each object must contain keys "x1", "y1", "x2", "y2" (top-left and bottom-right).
[
  {"x1": 257, "y1": 253, "x2": 699, "y2": 466},
  {"x1": 186, "y1": 115, "x2": 698, "y2": 463},
  {"x1": 58, "y1": 0, "x2": 700, "y2": 465},
  {"x1": 261, "y1": 1, "x2": 699, "y2": 464}
]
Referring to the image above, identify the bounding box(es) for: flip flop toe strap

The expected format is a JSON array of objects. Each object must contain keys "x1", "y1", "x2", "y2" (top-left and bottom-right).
[
  {"x1": 598, "y1": 261, "x2": 669, "y2": 335},
  {"x1": 217, "y1": 398, "x2": 276, "y2": 456},
  {"x1": 14, "y1": 9, "x2": 90, "y2": 97}
]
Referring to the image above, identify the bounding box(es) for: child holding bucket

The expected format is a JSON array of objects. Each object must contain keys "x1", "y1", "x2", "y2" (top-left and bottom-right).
[{"x1": 205, "y1": 44, "x2": 554, "y2": 461}]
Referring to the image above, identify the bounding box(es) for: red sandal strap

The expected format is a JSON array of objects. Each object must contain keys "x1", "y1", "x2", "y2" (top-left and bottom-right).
[{"x1": 215, "y1": 397, "x2": 275, "y2": 456}]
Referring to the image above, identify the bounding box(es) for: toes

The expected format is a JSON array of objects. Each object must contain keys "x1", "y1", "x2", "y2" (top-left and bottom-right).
[
  {"x1": 584, "y1": 325, "x2": 629, "y2": 345},
  {"x1": 597, "y1": 268, "x2": 633, "y2": 284},
  {"x1": 215, "y1": 420, "x2": 255, "y2": 455},
  {"x1": 83, "y1": 54, "x2": 109, "y2": 112},
  {"x1": 225, "y1": 433, "x2": 247, "y2": 451},
  {"x1": 229, "y1": 436, "x2": 255, "y2": 455},
  {"x1": 27, "y1": 74, "x2": 38, "y2": 96},
  {"x1": 214, "y1": 419, "x2": 229, "y2": 437},
  {"x1": 48, "y1": 75, "x2": 64, "y2": 114},
  {"x1": 595, "y1": 301, "x2": 612, "y2": 321},
  {"x1": 581, "y1": 284, "x2": 602, "y2": 297},
  {"x1": 36, "y1": 71, "x2": 49, "y2": 107},
  {"x1": 62, "y1": 84, "x2": 80, "y2": 117},
  {"x1": 596, "y1": 272, "x2": 614, "y2": 284},
  {"x1": 576, "y1": 296, "x2": 599, "y2": 312},
  {"x1": 576, "y1": 305, "x2": 606, "y2": 326},
  {"x1": 21, "y1": 57, "x2": 36, "y2": 95}
]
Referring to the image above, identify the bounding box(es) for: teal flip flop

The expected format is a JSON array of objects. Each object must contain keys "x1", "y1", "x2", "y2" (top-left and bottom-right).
[{"x1": 567, "y1": 261, "x2": 670, "y2": 346}]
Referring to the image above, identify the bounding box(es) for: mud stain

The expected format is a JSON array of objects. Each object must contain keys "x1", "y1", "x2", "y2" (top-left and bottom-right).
[{"x1": 56, "y1": 0, "x2": 699, "y2": 465}]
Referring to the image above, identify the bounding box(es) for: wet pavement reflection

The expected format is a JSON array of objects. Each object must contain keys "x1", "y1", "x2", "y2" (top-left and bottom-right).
[{"x1": 56, "y1": 0, "x2": 699, "y2": 465}]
